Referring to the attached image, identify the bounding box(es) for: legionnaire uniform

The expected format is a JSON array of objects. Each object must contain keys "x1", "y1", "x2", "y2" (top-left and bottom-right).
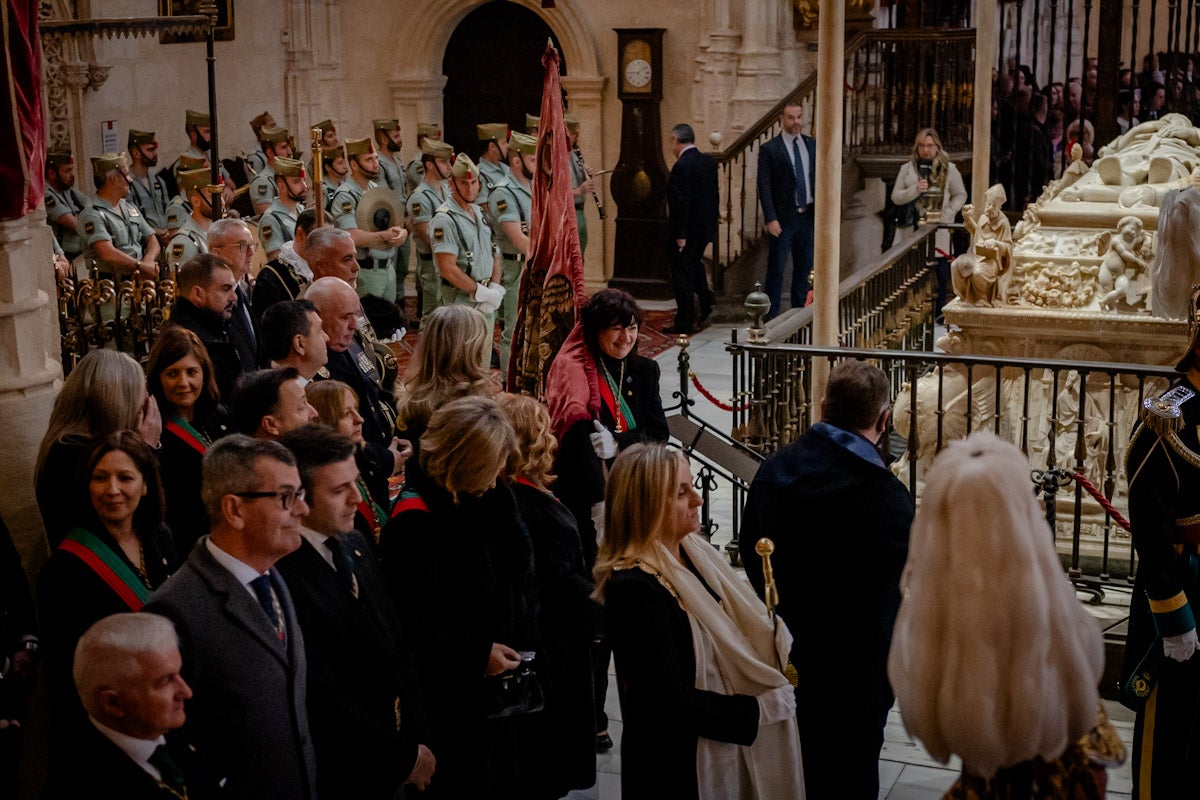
[
  {"x1": 258, "y1": 156, "x2": 306, "y2": 258},
  {"x1": 247, "y1": 126, "x2": 290, "y2": 209},
  {"x1": 77, "y1": 153, "x2": 156, "y2": 276},
  {"x1": 332, "y1": 138, "x2": 399, "y2": 304},
  {"x1": 322, "y1": 146, "x2": 347, "y2": 205},
  {"x1": 125, "y1": 130, "x2": 171, "y2": 232},
  {"x1": 164, "y1": 168, "x2": 212, "y2": 274},
  {"x1": 407, "y1": 138, "x2": 453, "y2": 317},
  {"x1": 526, "y1": 113, "x2": 541, "y2": 135},
  {"x1": 245, "y1": 110, "x2": 277, "y2": 177},
  {"x1": 176, "y1": 109, "x2": 233, "y2": 190},
  {"x1": 429, "y1": 154, "x2": 500, "y2": 333},
  {"x1": 164, "y1": 155, "x2": 208, "y2": 233},
  {"x1": 404, "y1": 122, "x2": 442, "y2": 197},
  {"x1": 374, "y1": 118, "x2": 412, "y2": 306},
  {"x1": 476, "y1": 122, "x2": 513, "y2": 205},
  {"x1": 487, "y1": 131, "x2": 536, "y2": 371},
  {"x1": 1124, "y1": 294, "x2": 1200, "y2": 795},
  {"x1": 566, "y1": 115, "x2": 589, "y2": 254},
  {"x1": 43, "y1": 150, "x2": 87, "y2": 261}
]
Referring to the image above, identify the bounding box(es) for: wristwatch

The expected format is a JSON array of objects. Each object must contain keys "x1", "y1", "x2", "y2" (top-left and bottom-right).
[{"x1": 19, "y1": 639, "x2": 39, "y2": 655}]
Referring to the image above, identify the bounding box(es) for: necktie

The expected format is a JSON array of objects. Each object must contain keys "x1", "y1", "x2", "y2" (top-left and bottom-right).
[
  {"x1": 236, "y1": 286, "x2": 256, "y2": 349},
  {"x1": 324, "y1": 537, "x2": 359, "y2": 598},
  {"x1": 792, "y1": 136, "x2": 810, "y2": 208},
  {"x1": 149, "y1": 744, "x2": 186, "y2": 795},
  {"x1": 250, "y1": 574, "x2": 285, "y2": 641}
]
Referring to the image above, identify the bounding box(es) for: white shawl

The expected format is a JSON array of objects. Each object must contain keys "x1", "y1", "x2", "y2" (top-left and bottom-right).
[{"x1": 639, "y1": 534, "x2": 806, "y2": 800}]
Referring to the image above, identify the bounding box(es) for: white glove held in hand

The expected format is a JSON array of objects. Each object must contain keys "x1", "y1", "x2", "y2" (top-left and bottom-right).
[
  {"x1": 1164, "y1": 629, "x2": 1199, "y2": 662},
  {"x1": 756, "y1": 684, "x2": 797, "y2": 726},
  {"x1": 589, "y1": 420, "x2": 618, "y2": 459},
  {"x1": 473, "y1": 282, "x2": 506, "y2": 314}
]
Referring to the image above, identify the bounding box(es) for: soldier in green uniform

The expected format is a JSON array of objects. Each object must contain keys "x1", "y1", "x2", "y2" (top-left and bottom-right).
[
  {"x1": 314, "y1": 119, "x2": 340, "y2": 150},
  {"x1": 373, "y1": 118, "x2": 413, "y2": 308},
  {"x1": 322, "y1": 147, "x2": 348, "y2": 200},
  {"x1": 404, "y1": 122, "x2": 442, "y2": 196},
  {"x1": 1125, "y1": 293, "x2": 1200, "y2": 796},
  {"x1": 164, "y1": 154, "x2": 208, "y2": 233},
  {"x1": 177, "y1": 109, "x2": 235, "y2": 210},
  {"x1": 526, "y1": 113, "x2": 540, "y2": 135},
  {"x1": 406, "y1": 138, "x2": 454, "y2": 319},
  {"x1": 259, "y1": 156, "x2": 308, "y2": 261},
  {"x1": 43, "y1": 149, "x2": 87, "y2": 262},
  {"x1": 126, "y1": 130, "x2": 170, "y2": 239},
  {"x1": 164, "y1": 168, "x2": 213, "y2": 276},
  {"x1": 77, "y1": 152, "x2": 160, "y2": 278},
  {"x1": 566, "y1": 115, "x2": 596, "y2": 254},
  {"x1": 487, "y1": 132, "x2": 536, "y2": 371},
  {"x1": 245, "y1": 110, "x2": 278, "y2": 177},
  {"x1": 475, "y1": 122, "x2": 512, "y2": 205},
  {"x1": 330, "y1": 138, "x2": 408, "y2": 305},
  {"x1": 248, "y1": 127, "x2": 294, "y2": 215},
  {"x1": 429, "y1": 154, "x2": 504, "y2": 360}
]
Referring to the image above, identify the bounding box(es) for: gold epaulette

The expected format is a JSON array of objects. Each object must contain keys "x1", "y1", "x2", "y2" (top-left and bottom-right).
[{"x1": 1140, "y1": 385, "x2": 1195, "y2": 436}]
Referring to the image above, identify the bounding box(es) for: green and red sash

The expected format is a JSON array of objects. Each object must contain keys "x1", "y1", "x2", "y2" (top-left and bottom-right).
[
  {"x1": 598, "y1": 364, "x2": 636, "y2": 434},
  {"x1": 58, "y1": 528, "x2": 150, "y2": 610},
  {"x1": 356, "y1": 477, "x2": 386, "y2": 540},
  {"x1": 389, "y1": 489, "x2": 429, "y2": 518},
  {"x1": 165, "y1": 414, "x2": 210, "y2": 456}
]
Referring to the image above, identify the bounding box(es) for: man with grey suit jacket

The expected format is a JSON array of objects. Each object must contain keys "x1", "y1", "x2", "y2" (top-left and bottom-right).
[{"x1": 146, "y1": 435, "x2": 318, "y2": 800}]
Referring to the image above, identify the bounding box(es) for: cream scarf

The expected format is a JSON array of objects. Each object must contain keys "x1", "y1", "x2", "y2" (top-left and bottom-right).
[{"x1": 637, "y1": 534, "x2": 806, "y2": 799}]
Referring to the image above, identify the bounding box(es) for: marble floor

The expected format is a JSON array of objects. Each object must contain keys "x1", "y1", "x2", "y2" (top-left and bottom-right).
[{"x1": 558, "y1": 319, "x2": 1136, "y2": 799}]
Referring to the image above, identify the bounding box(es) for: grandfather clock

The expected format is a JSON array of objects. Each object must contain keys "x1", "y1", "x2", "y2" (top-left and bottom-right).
[{"x1": 609, "y1": 28, "x2": 671, "y2": 299}]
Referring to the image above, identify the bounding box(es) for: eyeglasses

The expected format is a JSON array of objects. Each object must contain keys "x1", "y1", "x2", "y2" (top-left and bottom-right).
[
  {"x1": 219, "y1": 241, "x2": 256, "y2": 252},
  {"x1": 233, "y1": 488, "x2": 306, "y2": 510}
]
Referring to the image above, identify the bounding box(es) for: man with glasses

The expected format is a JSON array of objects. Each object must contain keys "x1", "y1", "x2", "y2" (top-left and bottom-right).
[
  {"x1": 208, "y1": 218, "x2": 261, "y2": 371},
  {"x1": 146, "y1": 435, "x2": 318, "y2": 800}
]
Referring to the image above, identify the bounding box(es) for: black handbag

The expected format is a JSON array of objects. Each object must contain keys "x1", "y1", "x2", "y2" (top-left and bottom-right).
[{"x1": 485, "y1": 650, "x2": 545, "y2": 718}]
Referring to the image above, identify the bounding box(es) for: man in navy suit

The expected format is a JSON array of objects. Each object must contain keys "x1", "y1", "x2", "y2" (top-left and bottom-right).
[
  {"x1": 757, "y1": 102, "x2": 816, "y2": 318},
  {"x1": 665, "y1": 123, "x2": 719, "y2": 334}
]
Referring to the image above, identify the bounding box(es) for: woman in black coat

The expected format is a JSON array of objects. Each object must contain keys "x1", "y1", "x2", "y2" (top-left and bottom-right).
[
  {"x1": 381, "y1": 396, "x2": 539, "y2": 799},
  {"x1": 497, "y1": 394, "x2": 597, "y2": 798}
]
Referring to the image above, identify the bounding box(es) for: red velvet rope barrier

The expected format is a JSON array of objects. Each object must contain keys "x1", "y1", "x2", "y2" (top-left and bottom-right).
[
  {"x1": 688, "y1": 372, "x2": 747, "y2": 412},
  {"x1": 1072, "y1": 471, "x2": 1132, "y2": 533}
]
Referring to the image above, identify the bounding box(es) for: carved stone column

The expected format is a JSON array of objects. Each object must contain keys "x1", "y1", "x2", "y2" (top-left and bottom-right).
[
  {"x1": 730, "y1": 0, "x2": 784, "y2": 126},
  {"x1": 562, "y1": 75, "x2": 609, "y2": 289}
]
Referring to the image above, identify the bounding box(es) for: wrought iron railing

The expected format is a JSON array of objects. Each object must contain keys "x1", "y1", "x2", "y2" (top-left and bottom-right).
[{"x1": 55, "y1": 269, "x2": 176, "y2": 371}]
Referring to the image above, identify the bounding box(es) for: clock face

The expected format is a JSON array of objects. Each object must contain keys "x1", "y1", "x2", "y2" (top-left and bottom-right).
[{"x1": 624, "y1": 58, "x2": 652, "y2": 89}]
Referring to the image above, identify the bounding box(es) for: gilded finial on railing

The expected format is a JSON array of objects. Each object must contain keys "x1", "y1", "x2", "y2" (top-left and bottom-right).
[{"x1": 755, "y1": 537, "x2": 780, "y2": 618}]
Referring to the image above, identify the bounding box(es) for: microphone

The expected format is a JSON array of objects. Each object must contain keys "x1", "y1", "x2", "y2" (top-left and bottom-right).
[{"x1": 917, "y1": 159, "x2": 932, "y2": 181}]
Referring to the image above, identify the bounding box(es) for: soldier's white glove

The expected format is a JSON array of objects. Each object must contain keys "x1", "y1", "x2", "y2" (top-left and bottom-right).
[
  {"x1": 473, "y1": 281, "x2": 506, "y2": 314},
  {"x1": 589, "y1": 420, "x2": 617, "y2": 459},
  {"x1": 756, "y1": 684, "x2": 797, "y2": 726},
  {"x1": 1164, "y1": 629, "x2": 1200, "y2": 662},
  {"x1": 590, "y1": 502, "x2": 606, "y2": 546}
]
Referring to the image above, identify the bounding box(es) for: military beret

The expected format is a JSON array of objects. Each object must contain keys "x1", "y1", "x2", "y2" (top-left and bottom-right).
[
  {"x1": 260, "y1": 126, "x2": 290, "y2": 144},
  {"x1": 509, "y1": 132, "x2": 537, "y2": 156},
  {"x1": 46, "y1": 149, "x2": 73, "y2": 168},
  {"x1": 417, "y1": 122, "x2": 442, "y2": 138},
  {"x1": 451, "y1": 153, "x2": 480, "y2": 181},
  {"x1": 477, "y1": 123, "x2": 509, "y2": 142},
  {"x1": 322, "y1": 146, "x2": 346, "y2": 165},
  {"x1": 127, "y1": 129, "x2": 156, "y2": 147},
  {"x1": 250, "y1": 111, "x2": 276, "y2": 136},
  {"x1": 91, "y1": 151, "x2": 129, "y2": 177},
  {"x1": 373, "y1": 118, "x2": 400, "y2": 133},
  {"x1": 345, "y1": 138, "x2": 374, "y2": 158},
  {"x1": 274, "y1": 157, "x2": 306, "y2": 179},
  {"x1": 525, "y1": 114, "x2": 540, "y2": 133},
  {"x1": 314, "y1": 119, "x2": 336, "y2": 134},
  {"x1": 186, "y1": 109, "x2": 210, "y2": 128},
  {"x1": 564, "y1": 115, "x2": 580, "y2": 133},
  {"x1": 176, "y1": 155, "x2": 207, "y2": 174},
  {"x1": 421, "y1": 139, "x2": 454, "y2": 159},
  {"x1": 178, "y1": 168, "x2": 212, "y2": 196}
]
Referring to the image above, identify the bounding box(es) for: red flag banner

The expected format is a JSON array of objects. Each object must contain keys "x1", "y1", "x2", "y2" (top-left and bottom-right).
[
  {"x1": 1, "y1": 0, "x2": 46, "y2": 220},
  {"x1": 508, "y1": 42, "x2": 587, "y2": 396}
]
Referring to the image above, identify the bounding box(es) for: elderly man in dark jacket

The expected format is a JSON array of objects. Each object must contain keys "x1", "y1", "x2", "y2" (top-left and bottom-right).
[{"x1": 740, "y1": 360, "x2": 913, "y2": 799}]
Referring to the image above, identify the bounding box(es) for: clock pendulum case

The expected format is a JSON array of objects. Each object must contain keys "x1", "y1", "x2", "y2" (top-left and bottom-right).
[{"x1": 609, "y1": 28, "x2": 672, "y2": 299}]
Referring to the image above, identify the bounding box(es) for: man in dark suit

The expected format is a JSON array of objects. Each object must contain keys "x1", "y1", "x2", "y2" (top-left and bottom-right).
[
  {"x1": 665, "y1": 123, "x2": 719, "y2": 335},
  {"x1": 145, "y1": 435, "x2": 318, "y2": 800},
  {"x1": 165, "y1": 254, "x2": 252, "y2": 401},
  {"x1": 757, "y1": 102, "x2": 816, "y2": 318},
  {"x1": 740, "y1": 361, "x2": 913, "y2": 799},
  {"x1": 45, "y1": 612, "x2": 220, "y2": 799},
  {"x1": 206, "y1": 218, "x2": 261, "y2": 369},
  {"x1": 277, "y1": 425, "x2": 435, "y2": 798}
]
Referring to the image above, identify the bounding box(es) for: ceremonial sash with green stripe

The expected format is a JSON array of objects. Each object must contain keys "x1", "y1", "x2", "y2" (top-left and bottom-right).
[
  {"x1": 165, "y1": 414, "x2": 210, "y2": 456},
  {"x1": 58, "y1": 528, "x2": 150, "y2": 610}
]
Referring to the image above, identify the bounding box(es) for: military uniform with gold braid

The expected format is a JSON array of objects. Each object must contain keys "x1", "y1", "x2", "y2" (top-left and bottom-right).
[
  {"x1": 125, "y1": 130, "x2": 171, "y2": 232},
  {"x1": 77, "y1": 153, "x2": 156, "y2": 275},
  {"x1": 43, "y1": 150, "x2": 87, "y2": 261},
  {"x1": 406, "y1": 138, "x2": 453, "y2": 316},
  {"x1": 1123, "y1": 286, "x2": 1200, "y2": 795},
  {"x1": 164, "y1": 168, "x2": 212, "y2": 274}
]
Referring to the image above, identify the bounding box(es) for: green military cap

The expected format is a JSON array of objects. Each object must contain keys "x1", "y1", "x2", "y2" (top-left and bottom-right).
[
  {"x1": 450, "y1": 153, "x2": 480, "y2": 181},
  {"x1": 177, "y1": 167, "x2": 211, "y2": 196},
  {"x1": 46, "y1": 149, "x2": 73, "y2": 168},
  {"x1": 186, "y1": 109, "x2": 210, "y2": 128},
  {"x1": 345, "y1": 138, "x2": 374, "y2": 158},
  {"x1": 509, "y1": 131, "x2": 537, "y2": 156},
  {"x1": 564, "y1": 115, "x2": 580, "y2": 133},
  {"x1": 176, "y1": 155, "x2": 207, "y2": 173},
  {"x1": 91, "y1": 151, "x2": 129, "y2": 177},
  {"x1": 250, "y1": 111, "x2": 276, "y2": 137},
  {"x1": 322, "y1": 146, "x2": 346, "y2": 165},
  {"x1": 417, "y1": 122, "x2": 442, "y2": 139},
  {"x1": 314, "y1": 119, "x2": 336, "y2": 135},
  {"x1": 127, "y1": 129, "x2": 156, "y2": 147},
  {"x1": 476, "y1": 123, "x2": 509, "y2": 141},
  {"x1": 274, "y1": 157, "x2": 306, "y2": 179},
  {"x1": 260, "y1": 126, "x2": 290, "y2": 144},
  {"x1": 525, "y1": 114, "x2": 540, "y2": 132},
  {"x1": 421, "y1": 139, "x2": 454, "y2": 159},
  {"x1": 373, "y1": 118, "x2": 400, "y2": 133}
]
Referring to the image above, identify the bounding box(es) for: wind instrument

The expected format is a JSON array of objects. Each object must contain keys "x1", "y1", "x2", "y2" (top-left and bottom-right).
[
  {"x1": 572, "y1": 144, "x2": 606, "y2": 220},
  {"x1": 756, "y1": 537, "x2": 799, "y2": 687},
  {"x1": 312, "y1": 127, "x2": 325, "y2": 227}
]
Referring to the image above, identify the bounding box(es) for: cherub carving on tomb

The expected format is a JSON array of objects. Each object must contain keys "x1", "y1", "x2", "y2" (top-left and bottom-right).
[
  {"x1": 1097, "y1": 216, "x2": 1152, "y2": 312},
  {"x1": 951, "y1": 184, "x2": 1013, "y2": 306}
]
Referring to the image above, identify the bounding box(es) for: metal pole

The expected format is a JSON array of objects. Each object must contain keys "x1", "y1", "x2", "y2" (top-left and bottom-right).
[
  {"x1": 974, "y1": 0, "x2": 996, "y2": 206},
  {"x1": 812, "y1": 0, "x2": 846, "y2": 404},
  {"x1": 201, "y1": 1, "x2": 222, "y2": 220}
]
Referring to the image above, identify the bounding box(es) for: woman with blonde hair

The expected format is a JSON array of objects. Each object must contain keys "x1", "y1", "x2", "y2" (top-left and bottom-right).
[
  {"x1": 496, "y1": 393, "x2": 596, "y2": 799},
  {"x1": 888, "y1": 431, "x2": 1119, "y2": 793},
  {"x1": 381, "y1": 395, "x2": 538, "y2": 797},
  {"x1": 596, "y1": 443, "x2": 804, "y2": 800}
]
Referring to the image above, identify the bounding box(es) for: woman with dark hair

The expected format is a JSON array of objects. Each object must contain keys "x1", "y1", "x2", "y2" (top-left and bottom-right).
[
  {"x1": 37, "y1": 431, "x2": 178, "y2": 749},
  {"x1": 146, "y1": 326, "x2": 229, "y2": 551},
  {"x1": 545, "y1": 287, "x2": 669, "y2": 752}
]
